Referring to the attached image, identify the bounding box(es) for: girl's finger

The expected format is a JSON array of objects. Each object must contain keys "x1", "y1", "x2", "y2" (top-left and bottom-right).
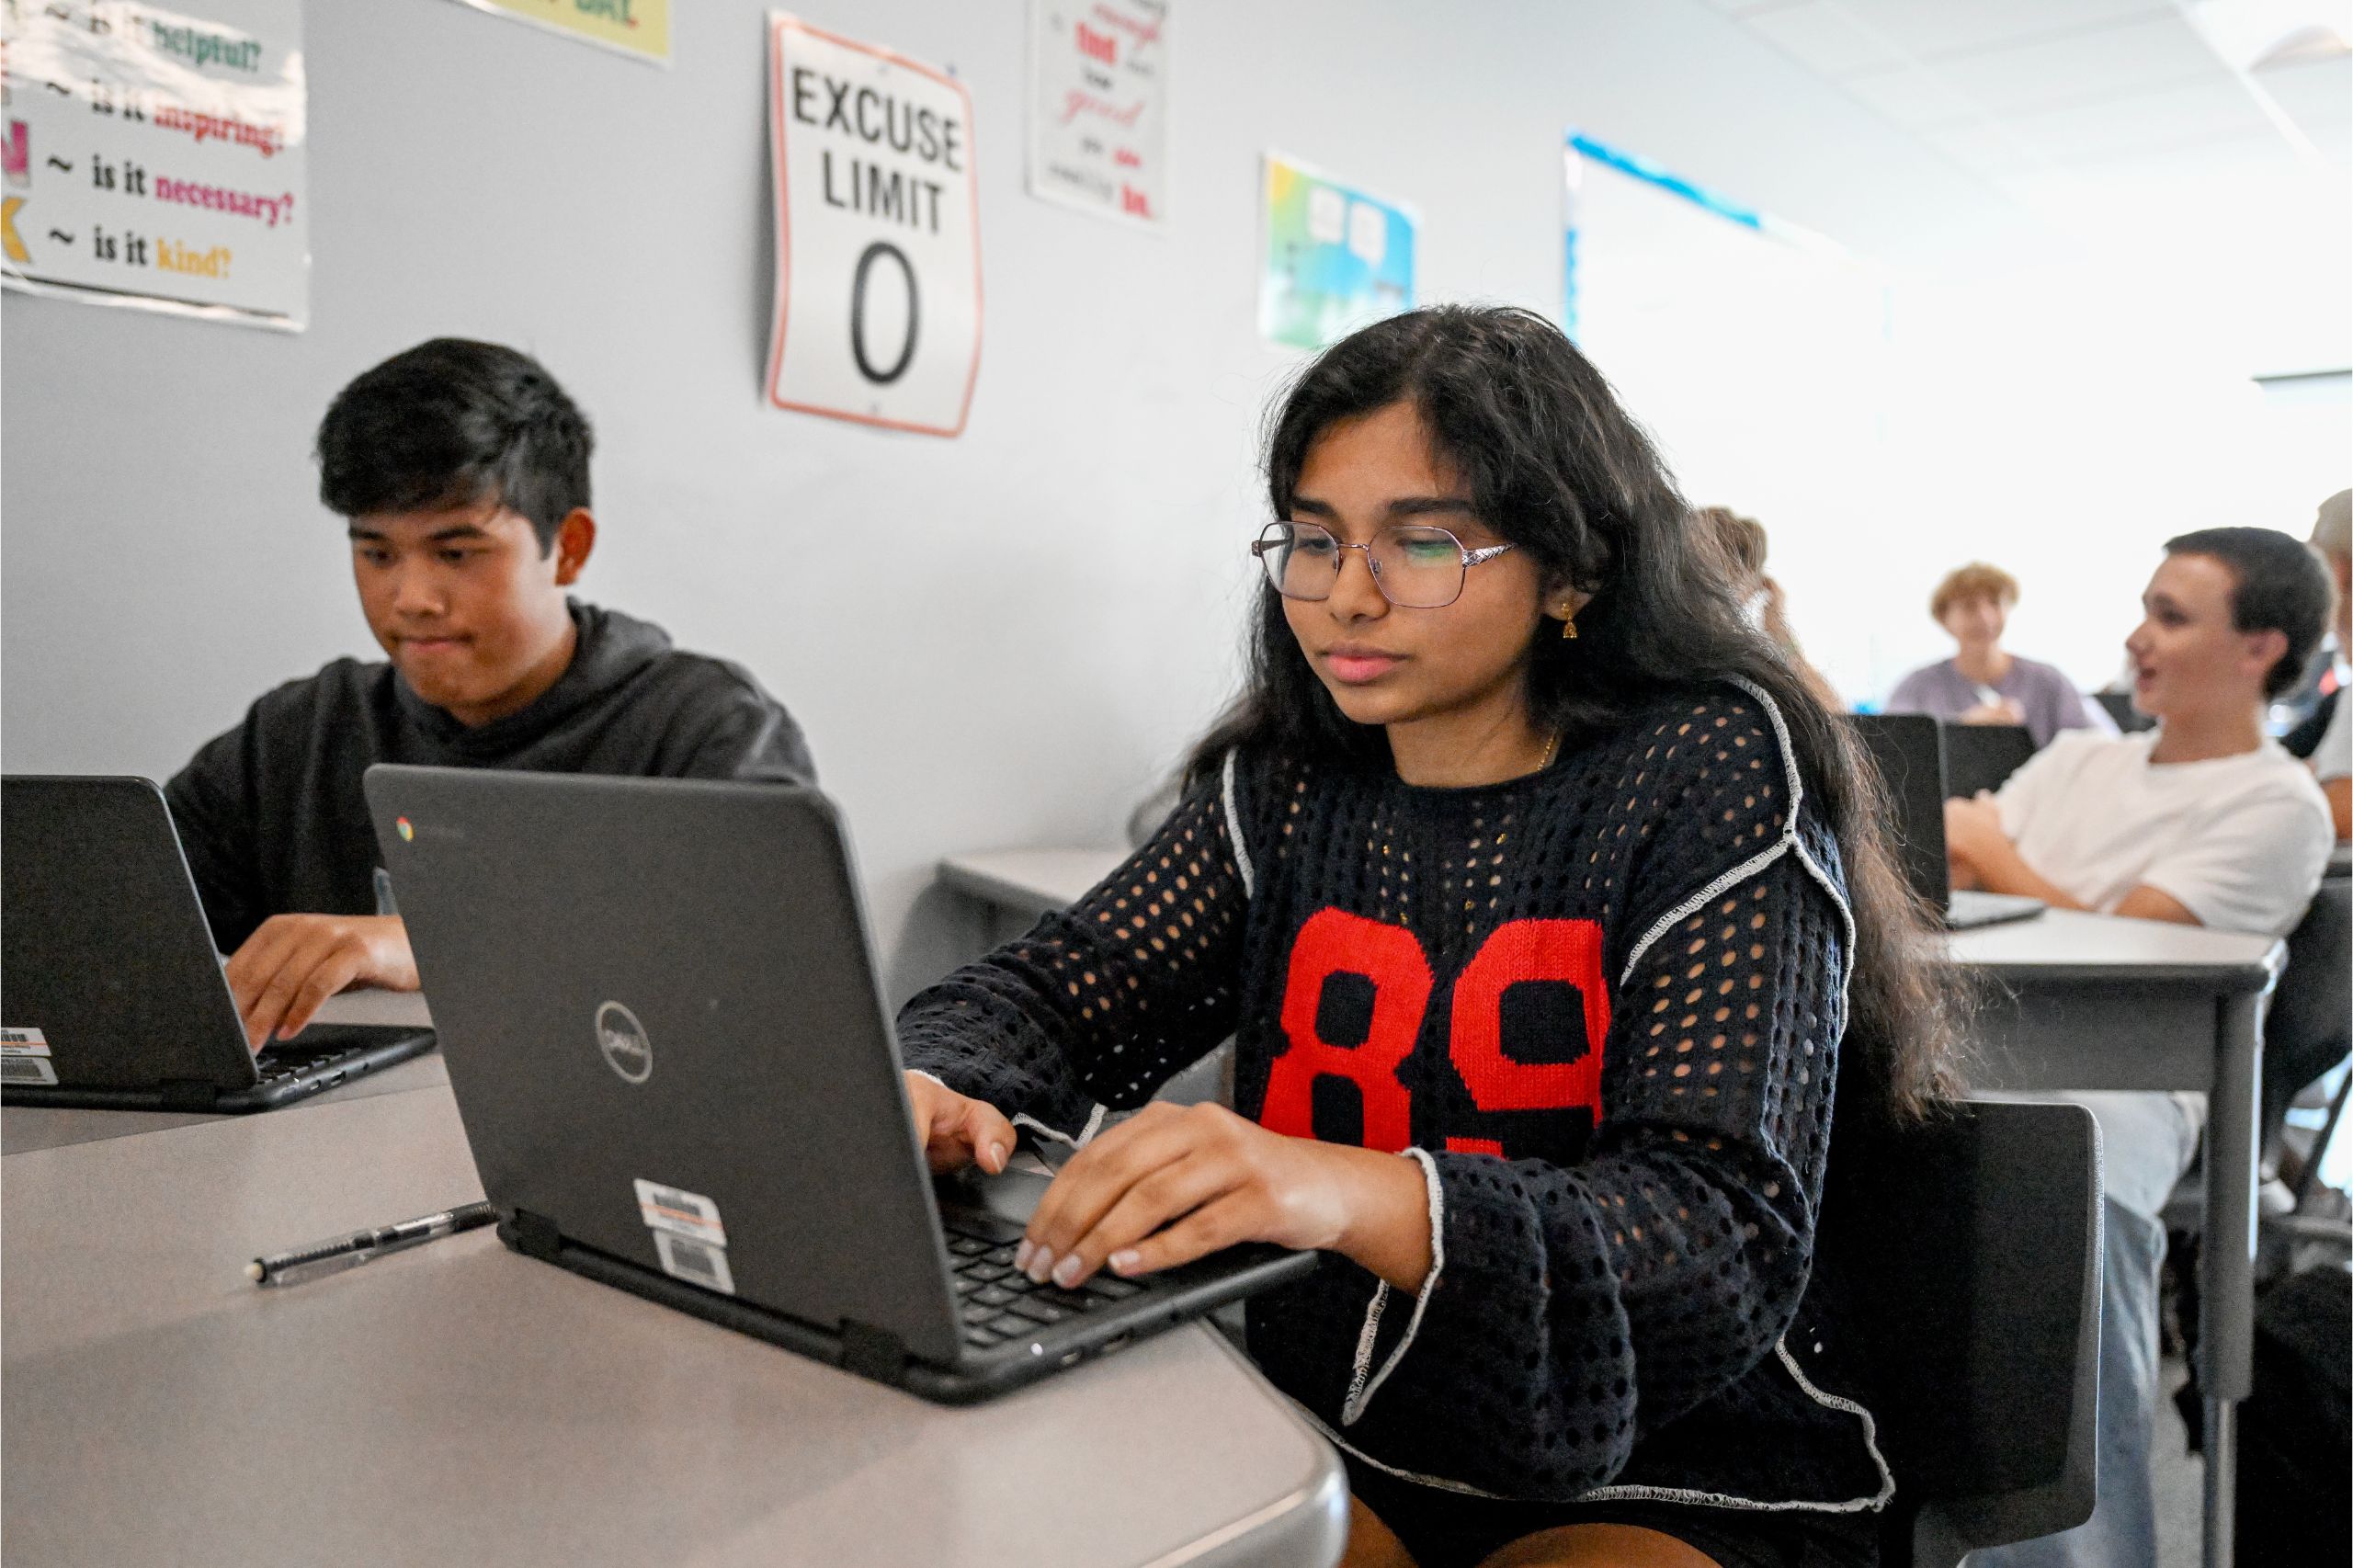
[
  {"x1": 1102, "y1": 1192, "x2": 1256, "y2": 1280},
  {"x1": 1052, "y1": 1153, "x2": 1241, "y2": 1289},
  {"x1": 1021, "y1": 1111, "x2": 1196, "y2": 1275},
  {"x1": 959, "y1": 1097, "x2": 1018, "y2": 1174}
]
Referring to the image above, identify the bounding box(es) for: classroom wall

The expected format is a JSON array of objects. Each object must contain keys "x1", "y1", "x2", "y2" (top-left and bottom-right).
[{"x1": 0, "y1": 0, "x2": 2071, "y2": 998}]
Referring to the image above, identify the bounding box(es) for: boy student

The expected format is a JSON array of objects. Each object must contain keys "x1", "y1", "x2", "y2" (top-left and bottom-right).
[
  {"x1": 1944, "y1": 526, "x2": 2333, "y2": 1568},
  {"x1": 165, "y1": 339, "x2": 815, "y2": 1051}
]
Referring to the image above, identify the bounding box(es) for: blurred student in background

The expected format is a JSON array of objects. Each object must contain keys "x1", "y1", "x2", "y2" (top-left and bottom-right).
[
  {"x1": 1692, "y1": 506, "x2": 1841, "y2": 710},
  {"x1": 1945, "y1": 526, "x2": 2333, "y2": 1568},
  {"x1": 1885, "y1": 562, "x2": 2109, "y2": 747},
  {"x1": 2301, "y1": 489, "x2": 2349, "y2": 840}
]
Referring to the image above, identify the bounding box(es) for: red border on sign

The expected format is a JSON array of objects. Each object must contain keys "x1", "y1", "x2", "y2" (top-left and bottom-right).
[{"x1": 766, "y1": 15, "x2": 983, "y2": 438}]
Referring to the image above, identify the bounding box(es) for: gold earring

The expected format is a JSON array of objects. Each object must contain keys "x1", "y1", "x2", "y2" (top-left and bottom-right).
[{"x1": 1559, "y1": 603, "x2": 1578, "y2": 640}]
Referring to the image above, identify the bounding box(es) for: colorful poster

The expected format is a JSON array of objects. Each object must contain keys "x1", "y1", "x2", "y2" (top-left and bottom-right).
[
  {"x1": 446, "y1": 0, "x2": 670, "y2": 67},
  {"x1": 765, "y1": 15, "x2": 981, "y2": 437},
  {"x1": 1258, "y1": 153, "x2": 1415, "y2": 352},
  {"x1": 1027, "y1": 0, "x2": 1166, "y2": 228},
  {"x1": 1, "y1": 0, "x2": 307, "y2": 328}
]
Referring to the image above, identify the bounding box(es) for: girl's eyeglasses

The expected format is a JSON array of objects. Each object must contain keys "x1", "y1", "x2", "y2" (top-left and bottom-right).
[{"x1": 1251, "y1": 520, "x2": 1516, "y2": 609}]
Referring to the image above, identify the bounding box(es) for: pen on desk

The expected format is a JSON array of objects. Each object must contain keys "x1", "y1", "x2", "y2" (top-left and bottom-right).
[{"x1": 247, "y1": 1200, "x2": 497, "y2": 1288}]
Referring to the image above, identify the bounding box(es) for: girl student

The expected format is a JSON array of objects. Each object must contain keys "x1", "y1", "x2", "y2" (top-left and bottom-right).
[{"x1": 897, "y1": 305, "x2": 1959, "y2": 1568}]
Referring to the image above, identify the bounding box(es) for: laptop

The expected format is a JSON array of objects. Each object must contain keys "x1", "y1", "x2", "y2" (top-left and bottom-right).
[
  {"x1": 362, "y1": 765, "x2": 1315, "y2": 1403},
  {"x1": 1846, "y1": 718, "x2": 2045, "y2": 931},
  {"x1": 1, "y1": 777, "x2": 438, "y2": 1110}
]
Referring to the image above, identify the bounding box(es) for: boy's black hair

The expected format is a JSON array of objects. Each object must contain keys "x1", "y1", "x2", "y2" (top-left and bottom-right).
[
  {"x1": 315, "y1": 338, "x2": 592, "y2": 553},
  {"x1": 2164, "y1": 526, "x2": 2332, "y2": 699}
]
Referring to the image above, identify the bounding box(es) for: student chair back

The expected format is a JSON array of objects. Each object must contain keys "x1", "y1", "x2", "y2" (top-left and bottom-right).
[
  {"x1": 1938, "y1": 723, "x2": 2038, "y2": 800},
  {"x1": 2093, "y1": 691, "x2": 2155, "y2": 733},
  {"x1": 2267, "y1": 876, "x2": 2353, "y2": 1170},
  {"x1": 1823, "y1": 1100, "x2": 2101, "y2": 1568}
]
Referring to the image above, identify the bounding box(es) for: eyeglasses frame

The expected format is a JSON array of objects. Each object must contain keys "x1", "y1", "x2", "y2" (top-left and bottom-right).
[{"x1": 1250, "y1": 519, "x2": 1518, "y2": 609}]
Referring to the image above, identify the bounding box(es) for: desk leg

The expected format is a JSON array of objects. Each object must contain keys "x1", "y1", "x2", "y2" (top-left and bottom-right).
[{"x1": 2199, "y1": 992, "x2": 2261, "y2": 1568}]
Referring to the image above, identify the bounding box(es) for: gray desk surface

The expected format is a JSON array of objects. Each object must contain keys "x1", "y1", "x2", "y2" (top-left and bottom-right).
[
  {"x1": 1, "y1": 1079, "x2": 1345, "y2": 1568},
  {"x1": 2, "y1": 989, "x2": 445, "y2": 1156}
]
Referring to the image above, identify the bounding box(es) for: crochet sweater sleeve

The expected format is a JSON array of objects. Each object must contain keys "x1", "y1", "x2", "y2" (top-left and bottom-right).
[
  {"x1": 1293, "y1": 726, "x2": 1855, "y2": 1500},
  {"x1": 895, "y1": 777, "x2": 1249, "y2": 1142}
]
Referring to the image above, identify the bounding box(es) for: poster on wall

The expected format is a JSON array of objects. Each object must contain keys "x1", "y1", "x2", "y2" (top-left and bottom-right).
[
  {"x1": 444, "y1": 0, "x2": 671, "y2": 67},
  {"x1": 0, "y1": 0, "x2": 308, "y2": 329},
  {"x1": 765, "y1": 14, "x2": 981, "y2": 437},
  {"x1": 1026, "y1": 0, "x2": 1165, "y2": 228},
  {"x1": 1258, "y1": 153, "x2": 1414, "y2": 352}
]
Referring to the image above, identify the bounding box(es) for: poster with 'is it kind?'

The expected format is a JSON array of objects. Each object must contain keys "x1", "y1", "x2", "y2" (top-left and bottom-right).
[{"x1": 2, "y1": 0, "x2": 308, "y2": 328}]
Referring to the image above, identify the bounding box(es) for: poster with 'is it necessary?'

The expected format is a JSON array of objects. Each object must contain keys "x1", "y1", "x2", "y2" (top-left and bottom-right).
[{"x1": 2, "y1": 0, "x2": 308, "y2": 328}]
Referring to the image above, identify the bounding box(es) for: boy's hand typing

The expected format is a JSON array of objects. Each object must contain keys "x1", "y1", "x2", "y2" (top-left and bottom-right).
[
  {"x1": 1013, "y1": 1100, "x2": 1432, "y2": 1295},
  {"x1": 904, "y1": 1071, "x2": 1018, "y2": 1176},
  {"x1": 225, "y1": 913, "x2": 419, "y2": 1051}
]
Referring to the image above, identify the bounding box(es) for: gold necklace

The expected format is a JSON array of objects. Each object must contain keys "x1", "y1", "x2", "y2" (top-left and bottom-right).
[{"x1": 1538, "y1": 729, "x2": 1561, "y2": 772}]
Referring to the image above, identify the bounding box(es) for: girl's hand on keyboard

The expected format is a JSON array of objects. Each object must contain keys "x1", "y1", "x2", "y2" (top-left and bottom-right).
[{"x1": 1015, "y1": 1101, "x2": 1434, "y2": 1293}]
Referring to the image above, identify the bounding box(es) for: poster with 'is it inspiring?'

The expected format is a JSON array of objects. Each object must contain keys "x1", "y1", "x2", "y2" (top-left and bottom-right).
[{"x1": 2, "y1": 0, "x2": 308, "y2": 328}]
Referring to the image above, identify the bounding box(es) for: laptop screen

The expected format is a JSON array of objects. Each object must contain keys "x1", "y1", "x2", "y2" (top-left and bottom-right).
[{"x1": 1846, "y1": 716, "x2": 1949, "y2": 912}]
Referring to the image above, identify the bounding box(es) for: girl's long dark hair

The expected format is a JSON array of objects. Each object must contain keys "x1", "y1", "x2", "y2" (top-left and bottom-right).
[{"x1": 1187, "y1": 305, "x2": 1961, "y2": 1122}]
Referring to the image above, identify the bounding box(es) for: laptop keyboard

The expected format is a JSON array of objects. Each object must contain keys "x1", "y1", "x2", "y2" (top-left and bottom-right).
[
  {"x1": 256, "y1": 1051, "x2": 344, "y2": 1085},
  {"x1": 943, "y1": 1216, "x2": 1147, "y2": 1351}
]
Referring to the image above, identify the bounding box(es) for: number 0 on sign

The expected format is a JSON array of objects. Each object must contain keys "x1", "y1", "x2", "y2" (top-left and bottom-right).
[{"x1": 766, "y1": 15, "x2": 983, "y2": 437}]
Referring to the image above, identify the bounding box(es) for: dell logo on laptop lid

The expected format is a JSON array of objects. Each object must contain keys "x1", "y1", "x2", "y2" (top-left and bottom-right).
[{"x1": 595, "y1": 1001, "x2": 653, "y2": 1085}]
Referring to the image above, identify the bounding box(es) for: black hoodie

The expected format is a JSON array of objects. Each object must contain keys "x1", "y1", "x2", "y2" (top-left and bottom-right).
[{"x1": 165, "y1": 601, "x2": 815, "y2": 949}]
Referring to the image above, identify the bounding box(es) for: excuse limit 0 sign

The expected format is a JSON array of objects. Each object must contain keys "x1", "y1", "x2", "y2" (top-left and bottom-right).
[{"x1": 765, "y1": 16, "x2": 983, "y2": 437}]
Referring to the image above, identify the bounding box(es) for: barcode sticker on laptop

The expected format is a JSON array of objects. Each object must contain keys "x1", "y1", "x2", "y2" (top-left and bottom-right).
[
  {"x1": 652, "y1": 1229, "x2": 736, "y2": 1295},
  {"x1": 632, "y1": 1179, "x2": 727, "y2": 1246},
  {"x1": 1, "y1": 1028, "x2": 56, "y2": 1083},
  {"x1": 1, "y1": 1054, "x2": 58, "y2": 1085}
]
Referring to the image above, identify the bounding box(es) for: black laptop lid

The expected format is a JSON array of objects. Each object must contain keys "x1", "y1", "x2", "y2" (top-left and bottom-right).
[
  {"x1": 0, "y1": 777, "x2": 260, "y2": 1089},
  {"x1": 363, "y1": 766, "x2": 965, "y2": 1363},
  {"x1": 1847, "y1": 717, "x2": 1949, "y2": 912},
  {"x1": 1941, "y1": 722, "x2": 2038, "y2": 800}
]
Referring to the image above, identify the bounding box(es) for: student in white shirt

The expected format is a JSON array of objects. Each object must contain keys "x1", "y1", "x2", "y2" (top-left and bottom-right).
[
  {"x1": 2308, "y1": 489, "x2": 2349, "y2": 840},
  {"x1": 1945, "y1": 525, "x2": 2333, "y2": 1568}
]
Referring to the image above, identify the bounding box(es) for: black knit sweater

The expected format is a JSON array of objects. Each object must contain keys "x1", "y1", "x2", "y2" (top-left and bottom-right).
[{"x1": 897, "y1": 682, "x2": 1892, "y2": 1513}]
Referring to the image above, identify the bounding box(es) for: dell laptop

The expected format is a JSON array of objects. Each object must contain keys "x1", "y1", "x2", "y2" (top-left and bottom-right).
[
  {"x1": 1, "y1": 777, "x2": 438, "y2": 1110},
  {"x1": 1847, "y1": 716, "x2": 2045, "y2": 931},
  {"x1": 362, "y1": 765, "x2": 1313, "y2": 1403}
]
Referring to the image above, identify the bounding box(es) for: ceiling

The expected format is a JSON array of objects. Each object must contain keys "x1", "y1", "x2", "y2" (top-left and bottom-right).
[{"x1": 1701, "y1": 0, "x2": 2352, "y2": 232}]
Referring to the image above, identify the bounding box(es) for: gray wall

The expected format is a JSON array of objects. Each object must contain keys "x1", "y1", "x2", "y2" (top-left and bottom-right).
[{"x1": 1, "y1": 0, "x2": 2028, "y2": 998}]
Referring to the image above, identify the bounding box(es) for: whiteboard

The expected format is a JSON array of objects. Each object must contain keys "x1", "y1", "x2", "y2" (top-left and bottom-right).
[{"x1": 1564, "y1": 133, "x2": 1896, "y2": 699}]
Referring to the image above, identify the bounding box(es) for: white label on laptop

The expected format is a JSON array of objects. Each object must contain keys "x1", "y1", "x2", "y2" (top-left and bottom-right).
[
  {"x1": 1, "y1": 1028, "x2": 57, "y2": 1085},
  {"x1": 0, "y1": 1026, "x2": 56, "y2": 1074},
  {"x1": 652, "y1": 1229, "x2": 737, "y2": 1296},
  {"x1": 633, "y1": 1178, "x2": 728, "y2": 1247}
]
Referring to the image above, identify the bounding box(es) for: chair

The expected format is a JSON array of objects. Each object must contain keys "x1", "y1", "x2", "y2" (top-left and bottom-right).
[
  {"x1": 2094, "y1": 691, "x2": 2154, "y2": 734},
  {"x1": 2264, "y1": 877, "x2": 2353, "y2": 1158},
  {"x1": 1939, "y1": 722, "x2": 2040, "y2": 799},
  {"x1": 1822, "y1": 1100, "x2": 2103, "y2": 1568}
]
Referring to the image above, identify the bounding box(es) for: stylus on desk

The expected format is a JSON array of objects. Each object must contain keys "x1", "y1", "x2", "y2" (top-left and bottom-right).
[{"x1": 247, "y1": 1200, "x2": 497, "y2": 1288}]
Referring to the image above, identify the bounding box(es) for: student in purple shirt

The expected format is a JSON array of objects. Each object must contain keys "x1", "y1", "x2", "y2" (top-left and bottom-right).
[{"x1": 1884, "y1": 562, "x2": 2110, "y2": 747}]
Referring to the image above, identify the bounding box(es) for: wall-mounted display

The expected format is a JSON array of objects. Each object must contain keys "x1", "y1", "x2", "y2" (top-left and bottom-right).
[
  {"x1": 446, "y1": 0, "x2": 670, "y2": 66},
  {"x1": 765, "y1": 13, "x2": 981, "y2": 437},
  {"x1": 0, "y1": 0, "x2": 308, "y2": 329},
  {"x1": 1257, "y1": 152, "x2": 1414, "y2": 352},
  {"x1": 1027, "y1": 0, "x2": 1165, "y2": 228}
]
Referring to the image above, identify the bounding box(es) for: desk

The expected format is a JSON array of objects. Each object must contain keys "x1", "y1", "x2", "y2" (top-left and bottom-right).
[
  {"x1": 1, "y1": 989, "x2": 446, "y2": 1157},
  {"x1": 1, "y1": 1075, "x2": 1344, "y2": 1567},
  {"x1": 942, "y1": 852, "x2": 2282, "y2": 1568}
]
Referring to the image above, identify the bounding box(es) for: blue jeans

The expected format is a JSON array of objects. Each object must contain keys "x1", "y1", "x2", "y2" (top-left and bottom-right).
[{"x1": 1972, "y1": 1090, "x2": 2199, "y2": 1568}]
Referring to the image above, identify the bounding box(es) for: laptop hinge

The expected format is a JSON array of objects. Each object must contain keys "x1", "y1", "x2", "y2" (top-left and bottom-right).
[
  {"x1": 158, "y1": 1079, "x2": 220, "y2": 1113},
  {"x1": 505, "y1": 1208, "x2": 562, "y2": 1262},
  {"x1": 840, "y1": 1319, "x2": 908, "y2": 1381}
]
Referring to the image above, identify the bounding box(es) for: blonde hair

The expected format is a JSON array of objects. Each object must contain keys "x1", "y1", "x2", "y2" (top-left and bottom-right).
[
  {"x1": 1929, "y1": 562, "x2": 2019, "y2": 622},
  {"x1": 2313, "y1": 489, "x2": 2350, "y2": 562}
]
